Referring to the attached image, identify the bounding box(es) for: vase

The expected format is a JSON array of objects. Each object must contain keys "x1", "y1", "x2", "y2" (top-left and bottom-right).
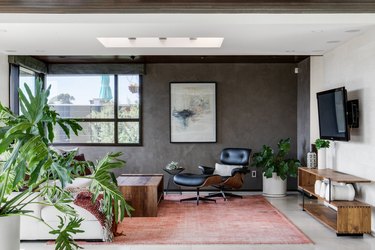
[
  {"x1": 262, "y1": 173, "x2": 287, "y2": 197},
  {"x1": 317, "y1": 148, "x2": 326, "y2": 169},
  {"x1": 307, "y1": 152, "x2": 317, "y2": 168},
  {"x1": 0, "y1": 215, "x2": 20, "y2": 250}
]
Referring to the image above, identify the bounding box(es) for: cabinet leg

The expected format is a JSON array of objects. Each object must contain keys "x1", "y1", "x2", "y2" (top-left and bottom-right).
[{"x1": 302, "y1": 190, "x2": 305, "y2": 211}]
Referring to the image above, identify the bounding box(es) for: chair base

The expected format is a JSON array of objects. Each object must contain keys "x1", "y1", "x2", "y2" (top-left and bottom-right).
[
  {"x1": 179, "y1": 188, "x2": 216, "y2": 205},
  {"x1": 206, "y1": 191, "x2": 243, "y2": 200}
]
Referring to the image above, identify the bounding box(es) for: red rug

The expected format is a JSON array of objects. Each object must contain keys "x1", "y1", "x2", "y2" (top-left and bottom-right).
[{"x1": 114, "y1": 194, "x2": 312, "y2": 244}]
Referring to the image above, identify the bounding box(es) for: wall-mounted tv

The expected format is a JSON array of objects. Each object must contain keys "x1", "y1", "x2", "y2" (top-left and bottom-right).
[{"x1": 317, "y1": 87, "x2": 350, "y2": 141}]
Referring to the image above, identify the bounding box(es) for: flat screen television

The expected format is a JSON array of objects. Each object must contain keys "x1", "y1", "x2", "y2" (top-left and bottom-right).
[{"x1": 317, "y1": 87, "x2": 350, "y2": 141}]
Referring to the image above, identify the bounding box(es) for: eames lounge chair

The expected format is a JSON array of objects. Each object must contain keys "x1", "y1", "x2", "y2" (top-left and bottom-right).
[{"x1": 200, "y1": 148, "x2": 251, "y2": 200}]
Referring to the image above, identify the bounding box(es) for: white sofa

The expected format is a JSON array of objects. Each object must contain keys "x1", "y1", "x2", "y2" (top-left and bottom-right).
[{"x1": 20, "y1": 178, "x2": 105, "y2": 241}]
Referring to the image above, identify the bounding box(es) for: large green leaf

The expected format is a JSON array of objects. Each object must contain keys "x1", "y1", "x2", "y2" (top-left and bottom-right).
[
  {"x1": 49, "y1": 216, "x2": 84, "y2": 250},
  {"x1": 90, "y1": 152, "x2": 133, "y2": 222}
]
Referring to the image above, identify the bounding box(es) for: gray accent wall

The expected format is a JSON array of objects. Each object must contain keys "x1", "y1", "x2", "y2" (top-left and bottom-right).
[
  {"x1": 79, "y1": 63, "x2": 299, "y2": 190},
  {"x1": 297, "y1": 58, "x2": 311, "y2": 166}
]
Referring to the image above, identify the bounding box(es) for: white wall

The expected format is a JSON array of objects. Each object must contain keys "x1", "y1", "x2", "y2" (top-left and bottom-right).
[
  {"x1": 0, "y1": 54, "x2": 9, "y2": 107},
  {"x1": 310, "y1": 28, "x2": 375, "y2": 232}
]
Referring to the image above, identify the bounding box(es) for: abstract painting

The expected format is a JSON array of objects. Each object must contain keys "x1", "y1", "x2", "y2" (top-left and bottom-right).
[{"x1": 170, "y1": 82, "x2": 216, "y2": 143}]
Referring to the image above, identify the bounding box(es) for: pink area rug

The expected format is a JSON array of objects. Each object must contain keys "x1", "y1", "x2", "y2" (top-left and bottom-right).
[{"x1": 114, "y1": 194, "x2": 312, "y2": 244}]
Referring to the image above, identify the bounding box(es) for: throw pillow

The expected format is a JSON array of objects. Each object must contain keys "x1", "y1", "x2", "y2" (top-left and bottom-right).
[
  {"x1": 65, "y1": 178, "x2": 93, "y2": 195},
  {"x1": 213, "y1": 163, "x2": 242, "y2": 177}
]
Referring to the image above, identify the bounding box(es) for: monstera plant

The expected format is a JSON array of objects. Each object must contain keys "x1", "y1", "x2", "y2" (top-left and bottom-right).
[{"x1": 0, "y1": 79, "x2": 132, "y2": 250}]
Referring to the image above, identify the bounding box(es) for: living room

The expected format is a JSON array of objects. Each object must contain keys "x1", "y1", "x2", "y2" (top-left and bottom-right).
[{"x1": 0, "y1": 1, "x2": 375, "y2": 250}]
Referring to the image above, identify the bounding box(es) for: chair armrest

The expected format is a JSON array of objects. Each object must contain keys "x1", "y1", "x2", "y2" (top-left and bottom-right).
[
  {"x1": 231, "y1": 167, "x2": 249, "y2": 176},
  {"x1": 198, "y1": 165, "x2": 215, "y2": 175}
]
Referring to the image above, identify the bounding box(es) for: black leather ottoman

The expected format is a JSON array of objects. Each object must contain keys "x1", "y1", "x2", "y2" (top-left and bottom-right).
[{"x1": 173, "y1": 173, "x2": 222, "y2": 205}]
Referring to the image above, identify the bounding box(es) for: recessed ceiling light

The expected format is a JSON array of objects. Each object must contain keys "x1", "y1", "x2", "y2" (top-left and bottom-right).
[
  {"x1": 5, "y1": 50, "x2": 16, "y2": 53},
  {"x1": 311, "y1": 30, "x2": 324, "y2": 33},
  {"x1": 35, "y1": 50, "x2": 45, "y2": 53},
  {"x1": 312, "y1": 49, "x2": 324, "y2": 52},
  {"x1": 285, "y1": 50, "x2": 295, "y2": 53},
  {"x1": 97, "y1": 37, "x2": 224, "y2": 48},
  {"x1": 327, "y1": 40, "x2": 341, "y2": 44},
  {"x1": 345, "y1": 29, "x2": 361, "y2": 33}
]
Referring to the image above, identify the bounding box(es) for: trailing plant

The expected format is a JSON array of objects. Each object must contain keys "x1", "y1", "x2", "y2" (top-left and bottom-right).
[
  {"x1": 0, "y1": 79, "x2": 132, "y2": 249},
  {"x1": 314, "y1": 139, "x2": 330, "y2": 150},
  {"x1": 252, "y1": 138, "x2": 301, "y2": 180}
]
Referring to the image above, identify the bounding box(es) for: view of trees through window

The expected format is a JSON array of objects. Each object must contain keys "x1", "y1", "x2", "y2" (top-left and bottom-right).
[{"x1": 44, "y1": 74, "x2": 141, "y2": 145}]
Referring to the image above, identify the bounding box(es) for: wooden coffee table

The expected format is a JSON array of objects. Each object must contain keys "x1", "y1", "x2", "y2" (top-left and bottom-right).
[{"x1": 117, "y1": 174, "x2": 164, "y2": 217}]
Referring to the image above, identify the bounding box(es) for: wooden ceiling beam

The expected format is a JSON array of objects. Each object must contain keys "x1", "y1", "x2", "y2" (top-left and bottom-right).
[{"x1": 0, "y1": 0, "x2": 375, "y2": 13}]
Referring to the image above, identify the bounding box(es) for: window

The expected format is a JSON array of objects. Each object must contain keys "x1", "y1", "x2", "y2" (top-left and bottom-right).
[
  {"x1": 19, "y1": 67, "x2": 37, "y2": 96},
  {"x1": 47, "y1": 74, "x2": 141, "y2": 145},
  {"x1": 11, "y1": 66, "x2": 41, "y2": 114}
]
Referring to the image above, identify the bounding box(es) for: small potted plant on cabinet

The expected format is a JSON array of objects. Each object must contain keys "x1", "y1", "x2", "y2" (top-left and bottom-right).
[{"x1": 252, "y1": 138, "x2": 301, "y2": 197}]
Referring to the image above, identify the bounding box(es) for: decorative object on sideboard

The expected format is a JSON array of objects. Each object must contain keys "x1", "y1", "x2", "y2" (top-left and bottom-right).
[
  {"x1": 252, "y1": 138, "x2": 301, "y2": 197},
  {"x1": 314, "y1": 139, "x2": 330, "y2": 169},
  {"x1": 306, "y1": 151, "x2": 317, "y2": 168},
  {"x1": 325, "y1": 182, "x2": 355, "y2": 201}
]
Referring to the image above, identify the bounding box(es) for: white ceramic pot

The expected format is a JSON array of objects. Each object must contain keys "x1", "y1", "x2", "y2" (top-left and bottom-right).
[
  {"x1": 317, "y1": 148, "x2": 326, "y2": 169},
  {"x1": 0, "y1": 215, "x2": 20, "y2": 250},
  {"x1": 262, "y1": 173, "x2": 287, "y2": 197}
]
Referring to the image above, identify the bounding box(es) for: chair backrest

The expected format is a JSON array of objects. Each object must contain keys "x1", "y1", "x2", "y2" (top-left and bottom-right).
[{"x1": 220, "y1": 148, "x2": 251, "y2": 166}]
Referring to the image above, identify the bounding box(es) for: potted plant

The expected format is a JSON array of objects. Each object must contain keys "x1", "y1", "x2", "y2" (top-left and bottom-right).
[
  {"x1": 128, "y1": 83, "x2": 139, "y2": 94},
  {"x1": 252, "y1": 138, "x2": 301, "y2": 197},
  {"x1": 0, "y1": 79, "x2": 132, "y2": 250},
  {"x1": 164, "y1": 161, "x2": 184, "y2": 175},
  {"x1": 315, "y1": 139, "x2": 330, "y2": 169}
]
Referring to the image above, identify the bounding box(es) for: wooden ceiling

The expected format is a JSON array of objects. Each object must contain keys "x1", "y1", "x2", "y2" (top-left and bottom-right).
[
  {"x1": 0, "y1": 0, "x2": 375, "y2": 13},
  {"x1": 33, "y1": 55, "x2": 309, "y2": 64}
]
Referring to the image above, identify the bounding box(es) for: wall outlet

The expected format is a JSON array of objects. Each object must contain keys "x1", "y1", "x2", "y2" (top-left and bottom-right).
[{"x1": 251, "y1": 170, "x2": 256, "y2": 178}]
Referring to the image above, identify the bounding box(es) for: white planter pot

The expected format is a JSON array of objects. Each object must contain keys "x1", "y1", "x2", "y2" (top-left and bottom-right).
[
  {"x1": 0, "y1": 215, "x2": 20, "y2": 250},
  {"x1": 318, "y1": 148, "x2": 326, "y2": 169},
  {"x1": 262, "y1": 173, "x2": 287, "y2": 197}
]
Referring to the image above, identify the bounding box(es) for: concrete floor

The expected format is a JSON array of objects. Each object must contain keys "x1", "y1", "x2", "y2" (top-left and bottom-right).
[{"x1": 20, "y1": 192, "x2": 375, "y2": 250}]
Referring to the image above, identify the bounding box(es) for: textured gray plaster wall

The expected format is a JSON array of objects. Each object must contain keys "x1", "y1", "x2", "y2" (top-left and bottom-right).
[
  {"x1": 79, "y1": 63, "x2": 298, "y2": 190},
  {"x1": 297, "y1": 58, "x2": 311, "y2": 166}
]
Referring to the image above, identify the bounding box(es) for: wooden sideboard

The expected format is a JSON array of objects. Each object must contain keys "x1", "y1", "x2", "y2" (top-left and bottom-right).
[
  {"x1": 298, "y1": 167, "x2": 371, "y2": 236},
  {"x1": 117, "y1": 174, "x2": 164, "y2": 217}
]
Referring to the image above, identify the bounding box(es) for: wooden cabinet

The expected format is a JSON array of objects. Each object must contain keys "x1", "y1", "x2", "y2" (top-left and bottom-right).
[
  {"x1": 117, "y1": 174, "x2": 164, "y2": 217},
  {"x1": 298, "y1": 167, "x2": 371, "y2": 235}
]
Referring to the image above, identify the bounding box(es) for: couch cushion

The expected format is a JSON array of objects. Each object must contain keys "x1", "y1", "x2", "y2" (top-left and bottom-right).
[
  {"x1": 213, "y1": 163, "x2": 242, "y2": 177},
  {"x1": 41, "y1": 203, "x2": 98, "y2": 222}
]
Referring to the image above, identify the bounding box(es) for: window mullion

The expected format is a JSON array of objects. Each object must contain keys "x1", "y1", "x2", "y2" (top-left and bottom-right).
[{"x1": 114, "y1": 74, "x2": 119, "y2": 144}]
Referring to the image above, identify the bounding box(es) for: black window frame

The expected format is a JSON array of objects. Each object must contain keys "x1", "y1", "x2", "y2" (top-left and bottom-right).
[{"x1": 10, "y1": 64, "x2": 143, "y2": 147}]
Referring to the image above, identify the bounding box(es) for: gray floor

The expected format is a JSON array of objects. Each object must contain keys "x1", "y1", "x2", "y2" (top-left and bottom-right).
[{"x1": 21, "y1": 192, "x2": 375, "y2": 250}]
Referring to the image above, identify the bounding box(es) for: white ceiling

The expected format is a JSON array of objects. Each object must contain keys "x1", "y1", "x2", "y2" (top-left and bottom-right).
[{"x1": 0, "y1": 13, "x2": 375, "y2": 56}]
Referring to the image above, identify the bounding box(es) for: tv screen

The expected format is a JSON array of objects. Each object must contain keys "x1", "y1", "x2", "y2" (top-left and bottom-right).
[{"x1": 317, "y1": 87, "x2": 350, "y2": 141}]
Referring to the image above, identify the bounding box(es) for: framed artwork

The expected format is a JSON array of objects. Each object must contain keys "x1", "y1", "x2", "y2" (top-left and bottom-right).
[{"x1": 170, "y1": 82, "x2": 217, "y2": 143}]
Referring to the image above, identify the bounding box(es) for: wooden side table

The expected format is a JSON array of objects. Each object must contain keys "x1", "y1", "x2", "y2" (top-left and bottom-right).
[{"x1": 117, "y1": 174, "x2": 164, "y2": 217}]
